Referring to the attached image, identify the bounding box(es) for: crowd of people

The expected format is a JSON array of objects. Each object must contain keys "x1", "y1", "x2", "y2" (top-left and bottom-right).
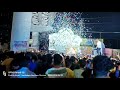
[{"x1": 0, "y1": 50, "x2": 120, "y2": 78}]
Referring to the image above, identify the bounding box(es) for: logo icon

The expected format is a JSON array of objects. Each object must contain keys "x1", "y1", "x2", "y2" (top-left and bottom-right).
[{"x1": 3, "y1": 71, "x2": 6, "y2": 76}]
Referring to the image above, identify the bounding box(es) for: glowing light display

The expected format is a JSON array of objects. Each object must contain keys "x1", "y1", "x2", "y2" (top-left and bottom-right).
[{"x1": 49, "y1": 28, "x2": 82, "y2": 54}]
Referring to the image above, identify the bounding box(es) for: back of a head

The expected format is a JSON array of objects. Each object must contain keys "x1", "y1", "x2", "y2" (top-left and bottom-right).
[
  {"x1": 5, "y1": 51, "x2": 14, "y2": 58},
  {"x1": 93, "y1": 55, "x2": 114, "y2": 73},
  {"x1": 32, "y1": 54, "x2": 38, "y2": 61},
  {"x1": 71, "y1": 63, "x2": 80, "y2": 70},
  {"x1": 13, "y1": 53, "x2": 22, "y2": 64},
  {"x1": 117, "y1": 62, "x2": 120, "y2": 65},
  {"x1": 41, "y1": 55, "x2": 47, "y2": 63},
  {"x1": 74, "y1": 64, "x2": 80, "y2": 69},
  {"x1": 69, "y1": 56, "x2": 75, "y2": 63},
  {"x1": 78, "y1": 59, "x2": 86, "y2": 68},
  {"x1": 20, "y1": 60, "x2": 29, "y2": 68},
  {"x1": 38, "y1": 54, "x2": 42, "y2": 59},
  {"x1": 9, "y1": 51, "x2": 14, "y2": 58},
  {"x1": 25, "y1": 52, "x2": 32, "y2": 60},
  {"x1": 66, "y1": 56, "x2": 69, "y2": 60},
  {"x1": 46, "y1": 54, "x2": 52, "y2": 64},
  {"x1": 83, "y1": 57, "x2": 87, "y2": 61},
  {"x1": 53, "y1": 54, "x2": 62, "y2": 65}
]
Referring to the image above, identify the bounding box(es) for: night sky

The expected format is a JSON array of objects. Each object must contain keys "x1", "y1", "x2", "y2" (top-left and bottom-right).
[
  {"x1": 82, "y1": 12, "x2": 120, "y2": 39},
  {"x1": 0, "y1": 12, "x2": 13, "y2": 45}
]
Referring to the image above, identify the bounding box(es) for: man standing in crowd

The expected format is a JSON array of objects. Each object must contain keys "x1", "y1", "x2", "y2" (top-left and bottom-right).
[{"x1": 96, "y1": 39, "x2": 105, "y2": 55}]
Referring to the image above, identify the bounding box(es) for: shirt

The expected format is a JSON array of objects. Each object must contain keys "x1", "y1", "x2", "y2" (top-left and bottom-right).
[
  {"x1": 115, "y1": 70, "x2": 120, "y2": 78},
  {"x1": 1, "y1": 58, "x2": 13, "y2": 72},
  {"x1": 97, "y1": 41, "x2": 102, "y2": 48},
  {"x1": 28, "y1": 61, "x2": 37, "y2": 72},
  {"x1": 45, "y1": 67, "x2": 75, "y2": 78},
  {"x1": 73, "y1": 69, "x2": 84, "y2": 78},
  {"x1": 10, "y1": 67, "x2": 37, "y2": 78}
]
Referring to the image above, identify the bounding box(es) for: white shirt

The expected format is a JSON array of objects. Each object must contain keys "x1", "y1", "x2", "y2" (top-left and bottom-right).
[
  {"x1": 97, "y1": 41, "x2": 102, "y2": 48},
  {"x1": 96, "y1": 40, "x2": 105, "y2": 55},
  {"x1": 97, "y1": 41, "x2": 105, "y2": 49}
]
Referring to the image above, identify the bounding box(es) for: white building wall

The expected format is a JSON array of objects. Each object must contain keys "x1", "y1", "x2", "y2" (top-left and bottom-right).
[{"x1": 10, "y1": 12, "x2": 32, "y2": 52}]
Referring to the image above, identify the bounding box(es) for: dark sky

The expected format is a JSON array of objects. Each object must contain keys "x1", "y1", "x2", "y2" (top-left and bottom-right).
[
  {"x1": 81, "y1": 12, "x2": 120, "y2": 39},
  {"x1": 0, "y1": 12, "x2": 13, "y2": 44}
]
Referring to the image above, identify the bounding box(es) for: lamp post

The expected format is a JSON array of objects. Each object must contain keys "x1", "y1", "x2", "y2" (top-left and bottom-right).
[{"x1": 29, "y1": 39, "x2": 33, "y2": 47}]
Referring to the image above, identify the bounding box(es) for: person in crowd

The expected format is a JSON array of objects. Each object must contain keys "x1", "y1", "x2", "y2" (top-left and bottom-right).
[
  {"x1": 78, "y1": 57, "x2": 87, "y2": 69},
  {"x1": 37, "y1": 55, "x2": 49, "y2": 75},
  {"x1": 84, "y1": 59, "x2": 92, "y2": 69},
  {"x1": 28, "y1": 54, "x2": 37, "y2": 72},
  {"x1": 45, "y1": 54, "x2": 75, "y2": 78},
  {"x1": 82, "y1": 59, "x2": 94, "y2": 78},
  {"x1": 1, "y1": 51, "x2": 14, "y2": 73},
  {"x1": 10, "y1": 52, "x2": 25, "y2": 71},
  {"x1": 65, "y1": 56, "x2": 72, "y2": 68},
  {"x1": 93, "y1": 55, "x2": 114, "y2": 78},
  {"x1": 0, "y1": 65, "x2": 6, "y2": 78},
  {"x1": 10, "y1": 59, "x2": 37, "y2": 78},
  {"x1": 64, "y1": 56, "x2": 82, "y2": 78},
  {"x1": 35, "y1": 54, "x2": 53, "y2": 78},
  {"x1": 1, "y1": 48, "x2": 118, "y2": 79},
  {"x1": 73, "y1": 64, "x2": 84, "y2": 78},
  {"x1": 35, "y1": 55, "x2": 42, "y2": 77},
  {"x1": 114, "y1": 62, "x2": 120, "y2": 78},
  {"x1": 109, "y1": 66, "x2": 116, "y2": 78},
  {"x1": 69, "y1": 56, "x2": 78, "y2": 70},
  {"x1": 96, "y1": 39, "x2": 105, "y2": 55},
  {"x1": 45, "y1": 54, "x2": 53, "y2": 69},
  {"x1": 108, "y1": 58, "x2": 117, "y2": 78}
]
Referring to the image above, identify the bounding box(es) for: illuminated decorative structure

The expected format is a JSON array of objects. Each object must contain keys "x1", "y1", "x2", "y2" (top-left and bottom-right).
[
  {"x1": 49, "y1": 28, "x2": 82, "y2": 54},
  {"x1": 11, "y1": 12, "x2": 86, "y2": 52}
]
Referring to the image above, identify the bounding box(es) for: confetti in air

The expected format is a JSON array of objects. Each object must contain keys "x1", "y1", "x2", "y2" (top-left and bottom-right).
[{"x1": 31, "y1": 12, "x2": 96, "y2": 53}]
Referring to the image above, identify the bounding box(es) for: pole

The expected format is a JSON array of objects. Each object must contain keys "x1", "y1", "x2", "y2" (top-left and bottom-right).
[{"x1": 100, "y1": 32, "x2": 101, "y2": 39}]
